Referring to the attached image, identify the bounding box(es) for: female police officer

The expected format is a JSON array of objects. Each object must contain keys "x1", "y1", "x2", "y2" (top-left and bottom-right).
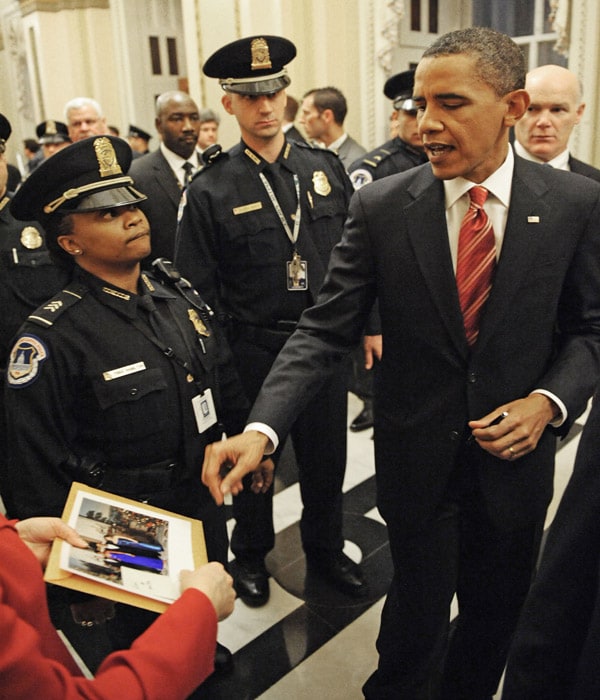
[{"x1": 4, "y1": 135, "x2": 268, "y2": 672}]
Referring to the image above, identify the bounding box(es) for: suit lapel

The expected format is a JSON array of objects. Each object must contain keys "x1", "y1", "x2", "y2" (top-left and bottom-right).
[
  {"x1": 153, "y1": 151, "x2": 184, "y2": 208},
  {"x1": 406, "y1": 170, "x2": 468, "y2": 358},
  {"x1": 474, "y1": 158, "x2": 552, "y2": 353}
]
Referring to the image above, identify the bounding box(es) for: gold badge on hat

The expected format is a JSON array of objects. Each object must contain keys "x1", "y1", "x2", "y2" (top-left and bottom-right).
[
  {"x1": 20, "y1": 226, "x2": 43, "y2": 249},
  {"x1": 188, "y1": 309, "x2": 210, "y2": 337},
  {"x1": 46, "y1": 120, "x2": 57, "y2": 135},
  {"x1": 94, "y1": 137, "x2": 123, "y2": 177},
  {"x1": 251, "y1": 37, "x2": 272, "y2": 71},
  {"x1": 312, "y1": 171, "x2": 331, "y2": 197}
]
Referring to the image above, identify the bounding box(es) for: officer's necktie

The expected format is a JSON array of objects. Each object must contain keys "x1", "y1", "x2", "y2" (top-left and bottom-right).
[
  {"x1": 182, "y1": 161, "x2": 195, "y2": 187},
  {"x1": 456, "y1": 186, "x2": 496, "y2": 347},
  {"x1": 263, "y1": 161, "x2": 297, "y2": 226}
]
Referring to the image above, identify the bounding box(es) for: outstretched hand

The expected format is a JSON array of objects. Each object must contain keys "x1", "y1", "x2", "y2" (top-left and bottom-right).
[{"x1": 202, "y1": 431, "x2": 272, "y2": 505}]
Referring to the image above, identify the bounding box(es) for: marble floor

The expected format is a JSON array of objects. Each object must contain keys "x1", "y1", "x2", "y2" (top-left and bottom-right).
[
  {"x1": 1, "y1": 393, "x2": 585, "y2": 699},
  {"x1": 197, "y1": 393, "x2": 587, "y2": 700}
]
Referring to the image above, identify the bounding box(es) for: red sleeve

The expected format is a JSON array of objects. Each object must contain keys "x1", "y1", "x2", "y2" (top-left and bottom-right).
[{"x1": 0, "y1": 517, "x2": 218, "y2": 700}]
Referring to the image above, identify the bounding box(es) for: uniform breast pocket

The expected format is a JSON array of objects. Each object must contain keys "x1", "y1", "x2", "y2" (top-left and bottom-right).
[
  {"x1": 224, "y1": 207, "x2": 285, "y2": 267},
  {"x1": 306, "y1": 199, "x2": 346, "y2": 252},
  {"x1": 92, "y1": 368, "x2": 168, "y2": 441}
]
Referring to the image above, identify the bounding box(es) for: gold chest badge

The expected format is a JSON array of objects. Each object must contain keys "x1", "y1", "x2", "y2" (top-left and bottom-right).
[
  {"x1": 312, "y1": 171, "x2": 331, "y2": 197},
  {"x1": 188, "y1": 309, "x2": 210, "y2": 337},
  {"x1": 20, "y1": 226, "x2": 43, "y2": 249}
]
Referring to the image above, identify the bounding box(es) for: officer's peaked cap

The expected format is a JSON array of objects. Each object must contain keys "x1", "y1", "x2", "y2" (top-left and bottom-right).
[
  {"x1": 128, "y1": 124, "x2": 152, "y2": 141},
  {"x1": 384, "y1": 69, "x2": 417, "y2": 110},
  {"x1": 203, "y1": 35, "x2": 296, "y2": 95},
  {"x1": 36, "y1": 119, "x2": 70, "y2": 144},
  {"x1": 10, "y1": 135, "x2": 147, "y2": 222}
]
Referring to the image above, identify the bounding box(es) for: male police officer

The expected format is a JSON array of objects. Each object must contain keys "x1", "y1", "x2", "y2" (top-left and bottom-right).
[
  {"x1": 175, "y1": 35, "x2": 366, "y2": 606},
  {"x1": 349, "y1": 69, "x2": 427, "y2": 189}
]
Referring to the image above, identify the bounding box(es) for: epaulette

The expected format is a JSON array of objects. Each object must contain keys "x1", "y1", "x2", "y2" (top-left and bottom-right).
[
  {"x1": 361, "y1": 147, "x2": 396, "y2": 170},
  {"x1": 27, "y1": 282, "x2": 89, "y2": 328}
]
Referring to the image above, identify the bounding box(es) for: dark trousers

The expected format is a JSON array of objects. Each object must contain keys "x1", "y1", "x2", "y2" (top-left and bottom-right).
[
  {"x1": 363, "y1": 470, "x2": 543, "y2": 700},
  {"x1": 229, "y1": 332, "x2": 347, "y2": 561}
]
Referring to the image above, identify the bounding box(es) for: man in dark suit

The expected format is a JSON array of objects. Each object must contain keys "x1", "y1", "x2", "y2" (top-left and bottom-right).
[
  {"x1": 129, "y1": 91, "x2": 201, "y2": 260},
  {"x1": 502, "y1": 387, "x2": 600, "y2": 699},
  {"x1": 514, "y1": 64, "x2": 600, "y2": 182},
  {"x1": 200, "y1": 27, "x2": 600, "y2": 699}
]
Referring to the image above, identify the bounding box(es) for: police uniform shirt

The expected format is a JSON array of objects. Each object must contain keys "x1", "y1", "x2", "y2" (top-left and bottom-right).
[
  {"x1": 349, "y1": 136, "x2": 428, "y2": 190},
  {"x1": 4, "y1": 266, "x2": 246, "y2": 519},
  {"x1": 0, "y1": 192, "x2": 68, "y2": 365},
  {"x1": 175, "y1": 139, "x2": 353, "y2": 328}
]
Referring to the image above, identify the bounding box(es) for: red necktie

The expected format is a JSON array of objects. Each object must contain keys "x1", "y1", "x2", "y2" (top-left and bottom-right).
[{"x1": 456, "y1": 186, "x2": 496, "y2": 346}]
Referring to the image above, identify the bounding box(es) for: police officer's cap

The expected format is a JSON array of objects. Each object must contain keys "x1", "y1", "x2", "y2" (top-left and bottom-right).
[
  {"x1": 203, "y1": 35, "x2": 296, "y2": 95},
  {"x1": 384, "y1": 69, "x2": 417, "y2": 111},
  {"x1": 36, "y1": 119, "x2": 70, "y2": 145},
  {"x1": 0, "y1": 113, "x2": 11, "y2": 153},
  {"x1": 128, "y1": 124, "x2": 152, "y2": 142},
  {"x1": 10, "y1": 135, "x2": 147, "y2": 222}
]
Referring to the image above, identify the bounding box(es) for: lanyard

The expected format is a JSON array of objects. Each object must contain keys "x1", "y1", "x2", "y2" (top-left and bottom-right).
[
  {"x1": 127, "y1": 303, "x2": 207, "y2": 393},
  {"x1": 259, "y1": 171, "x2": 301, "y2": 246}
]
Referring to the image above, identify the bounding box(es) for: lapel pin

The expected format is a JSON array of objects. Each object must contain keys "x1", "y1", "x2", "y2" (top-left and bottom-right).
[{"x1": 527, "y1": 216, "x2": 540, "y2": 223}]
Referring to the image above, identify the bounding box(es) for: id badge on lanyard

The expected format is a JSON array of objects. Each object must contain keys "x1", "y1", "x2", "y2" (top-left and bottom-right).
[{"x1": 192, "y1": 388, "x2": 217, "y2": 433}]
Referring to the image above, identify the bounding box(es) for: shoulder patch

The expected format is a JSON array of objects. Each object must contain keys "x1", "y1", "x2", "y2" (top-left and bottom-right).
[
  {"x1": 27, "y1": 283, "x2": 87, "y2": 328},
  {"x1": 7, "y1": 334, "x2": 49, "y2": 388},
  {"x1": 350, "y1": 168, "x2": 374, "y2": 190}
]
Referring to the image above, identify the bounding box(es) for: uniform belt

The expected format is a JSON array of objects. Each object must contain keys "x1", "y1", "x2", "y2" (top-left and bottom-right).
[
  {"x1": 84, "y1": 459, "x2": 179, "y2": 495},
  {"x1": 233, "y1": 320, "x2": 297, "y2": 353}
]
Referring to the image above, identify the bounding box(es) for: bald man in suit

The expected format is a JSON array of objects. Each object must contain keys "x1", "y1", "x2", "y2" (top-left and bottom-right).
[{"x1": 514, "y1": 64, "x2": 600, "y2": 182}]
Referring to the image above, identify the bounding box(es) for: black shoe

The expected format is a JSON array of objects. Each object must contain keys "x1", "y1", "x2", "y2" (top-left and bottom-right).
[
  {"x1": 305, "y1": 550, "x2": 368, "y2": 598},
  {"x1": 214, "y1": 642, "x2": 233, "y2": 674},
  {"x1": 232, "y1": 560, "x2": 270, "y2": 607},
  {"x1": 350, "y1": 402, "x2": 374, "y2": 432}
]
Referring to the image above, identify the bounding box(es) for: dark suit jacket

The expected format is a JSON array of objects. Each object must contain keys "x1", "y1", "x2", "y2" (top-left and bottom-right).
[
  {"x1": 249, "y1": 156, "x2": 600, "y2": 533},
  {"x1": 128, "y1": 149, "x2": 184, "y2": 260},
  {"x1": 503, "y1": 388, "x2": 600, "y2": 699},
  {"x1": 569, "y1": 154, "x2": 600, "y2": 182}
]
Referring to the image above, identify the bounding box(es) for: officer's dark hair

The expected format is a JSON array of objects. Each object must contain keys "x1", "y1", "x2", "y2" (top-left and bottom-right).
[
  {"x1": 422, "y1": 27, "x2": 525, "y2": 97},
  {"x1": 304, "y1": 87, "x2": 348, "y2": 125},
  {"x1": 44, "y1": 212, "x2": 77, "y2": 270}
]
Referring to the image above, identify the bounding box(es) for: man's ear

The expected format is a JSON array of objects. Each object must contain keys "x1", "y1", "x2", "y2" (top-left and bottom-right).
[
  {"x1": 321, "y1": 108, "x2": 334, "y2": 126},
  {"x1": 222, "y1": 93, "x2": 234, "y2": 115},
  {"x1": 504, "y1": 88, "x2": 529, "y2": 127}
]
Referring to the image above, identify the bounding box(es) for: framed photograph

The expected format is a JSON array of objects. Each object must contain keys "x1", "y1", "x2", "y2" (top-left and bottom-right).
[{"x1": 45, "y1": 482, "x2": 207, "y2": 613}]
